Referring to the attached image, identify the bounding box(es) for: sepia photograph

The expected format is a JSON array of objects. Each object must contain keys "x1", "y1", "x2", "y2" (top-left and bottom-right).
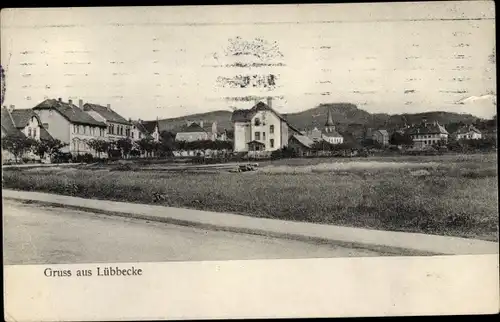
[{"x1": 2, "y1": 1, "x2": 499, "y2": 320}]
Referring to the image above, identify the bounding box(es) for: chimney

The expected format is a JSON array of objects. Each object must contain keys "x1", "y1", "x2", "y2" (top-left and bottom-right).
[
  {"x1": 68, "y1": 99, "x2": 73, "y2": 105},
  {"x1": 267, "y1": 96, "x2": 272, "y2": 108},
  {"x1": 79, "y1": 99, "x2": 83, "y2": 109},
  {"x1": 58, "y1": 98, "x2": 62, "y2": 102},
  {"x1": 8, "y1": 104, "x2": 14, "y2": 112},
  {"x1": 107, "y1": 103, "x2": 111, "y2": 111},
  {"x1": 200, "y1": 120, "x2": 204, "y2": 127}
]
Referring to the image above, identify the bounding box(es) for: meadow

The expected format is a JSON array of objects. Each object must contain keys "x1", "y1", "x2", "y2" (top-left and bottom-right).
[{"x1": 2, "y1": 153, "x2": 498, "y2": 241}]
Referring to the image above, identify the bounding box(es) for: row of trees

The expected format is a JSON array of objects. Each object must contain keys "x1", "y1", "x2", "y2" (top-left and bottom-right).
[{"x1": 2, "y1": 135, "x2": 67, "y2": 163}]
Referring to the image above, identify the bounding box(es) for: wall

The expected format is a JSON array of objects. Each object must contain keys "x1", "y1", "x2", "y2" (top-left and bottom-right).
[
  {"x1": 280, "y1": 120, "x2": 289, "y2": 149},
  {"x1": 250, "y1": 110, "x2": 282, "y2": 151},
  {"x1": 34, "y1": 109, "x2": 71, "y2": 152},
  {"x1": 22, "y1": 115, "x2": 41, "y2": 141},
  {"x1": 70, "y1": 124, "x2": 106, "y2": 155},
  {"x1": 175, "y1": 132, "x2": 209, "y2": 142},
  {"x1": 233, "y1": 122, "x2": 250, "y2": 152}
]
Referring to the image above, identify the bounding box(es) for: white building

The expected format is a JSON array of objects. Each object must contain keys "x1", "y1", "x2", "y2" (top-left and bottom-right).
[
  {"x1": 83, "y1": 102, "x2": 132, "y2": 141},
  {"x1": 454, "y1": 125, "x2": 482, "y2": 140},
  {"x1": 32, "y1": 98, "x2": 107, "y2": 155},
  {"x1": 231, "y1": 97, "x2": 300, "y2": 153},
  {"x1": 407, "y1": 120, "x2": 449, "y2": 148},
  {"x1": 304, "y1": 108, "x2": 343, "y2": 145}
]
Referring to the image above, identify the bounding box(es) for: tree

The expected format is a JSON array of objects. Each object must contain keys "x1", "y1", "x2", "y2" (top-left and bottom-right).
[
  {"x1": 88, "y1": 139, "x2": 111, "y2": 158},
  {"x1": 32, "y1": 138, "x2": 67, "y2": 161},
  {"x1": 390, "y1": 132, "x2": 413, "y2": 146},
  {"x1": 136, "y1": 137, "x2": 155, "y2": 157},
  {"x1": 2, "y1": 134, "x2": 36, "y2": 163},
  {"x1": 116, "y1": 138, "x2": 133, "y2": 159}
]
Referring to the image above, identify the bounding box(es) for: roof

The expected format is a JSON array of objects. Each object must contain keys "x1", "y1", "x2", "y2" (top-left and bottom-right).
[
  {"x1": 1, "y1": 108, "x2": 25, "y2": 138},
  {"x1": 142, "y1": 120, "x2": 159, "y2": 134},
  {"x1": 407, "y1": 122, "x2": 449, "y2": 135},
  {"x1": 83, "y1": 103, "x2": 130, "y2": 125},
  {"x1": 177, "y1": 122, "x2": 207, "y2": 133},
  {"x1": 291, "y1": 134, "x2": 315, "y2": 149},
  {"x1": 325, "y1": 108, "x2": 335, "y2": 126},
  {"x1": 231, "y1": 101, "x2": 301, "y2": 134},
  {"x1": 322, "y1": 129, "x2": 343, "y2": 138},
  {"x1": 454, "y1": 125, "x2": 481, "y2": 134},
  {"x1": 33, "y1": 99, "x2": 107, "y2": 127},
  {"x1": 10, "y1": 109, "x2": 41, "y2": 129},
  {"x1": 39, "y1": 126, "x2": 54, "y2": 140},
  {"x1": 247, "y1": 140, "x2": 265, "y2": 146},
  {"x1": 373, "y1": 129, "x2": 389, "y2": 137}
]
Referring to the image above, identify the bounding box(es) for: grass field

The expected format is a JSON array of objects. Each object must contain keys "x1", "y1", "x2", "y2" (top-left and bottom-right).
[{"x1": 2, "y1": 153, "x2": 498, "y2": 241}]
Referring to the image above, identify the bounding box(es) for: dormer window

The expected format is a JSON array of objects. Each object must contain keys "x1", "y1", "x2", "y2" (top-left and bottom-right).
[{"x1": 254, "y1": 118, "x2": 261, "y2": 126}]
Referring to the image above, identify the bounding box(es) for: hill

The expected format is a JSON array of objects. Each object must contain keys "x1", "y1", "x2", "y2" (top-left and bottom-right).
[{"x1": 154, "y1": 103, "x2": 485, "y2": 136}]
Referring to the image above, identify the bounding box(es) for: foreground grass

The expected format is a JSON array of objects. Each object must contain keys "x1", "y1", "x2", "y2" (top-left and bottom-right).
[{"x1": 2, "y1": 157, "x2": 498, "y2": 241}]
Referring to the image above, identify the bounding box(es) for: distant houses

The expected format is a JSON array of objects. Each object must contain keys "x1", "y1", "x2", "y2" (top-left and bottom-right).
[{"x1": 452, "y1": 124, "x2": 482, "y2": 140}]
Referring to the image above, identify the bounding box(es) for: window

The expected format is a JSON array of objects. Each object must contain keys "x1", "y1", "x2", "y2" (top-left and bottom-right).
[
  {"x1": 33, "y1": 128, "x2": 37, "y2": 138},
  {"x1": 262, "y1": 132, "x2": 266, "y2": 140},
  {"x1": 131, "y1": 132, "x2": 134, "y2": 139},
  {"x1": 139, "y1": 132, "x2": 142, "y2": 139},
  {"x1": 255, "y1": 132, "x2": 260, "y2": 140},
  {"x1": 270, "y1": 125, "x2": 274, "y2": 134},
  {"x1": 254, "y1": 118, "x2": 261, "y2": 126},
  {"x1": 270, "y1": 139, "x2": 274, "y2": 148},
  {"x1": 28, "y1": 128, "x2": 32, "y2": 137}
]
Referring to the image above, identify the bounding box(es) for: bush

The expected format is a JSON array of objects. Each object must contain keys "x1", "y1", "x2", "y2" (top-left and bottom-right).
[
  {"x1": 52, "y1": 152, "x2": 72, "y2": 163},
  {"x1": 72, "y1": 153, "x2": 94, "y2": 164}
]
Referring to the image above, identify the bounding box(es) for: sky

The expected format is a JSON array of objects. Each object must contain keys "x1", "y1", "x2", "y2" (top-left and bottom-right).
[{"x1": 1, "y1": 2, "x2": 496, "y2": 121}]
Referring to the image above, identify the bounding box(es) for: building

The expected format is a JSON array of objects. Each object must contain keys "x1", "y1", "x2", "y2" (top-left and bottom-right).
[
  {"x1": 32, "y1": 98, "x2": 107, "y2": 155},
  {"x1": 406, "y1": 120, "x2": 448, "y2": 148},
  {"x1": 83, "y1": 102, "x2": 132, "y2": 141},
  {"x1": 304, "y1": 108, "x2": 343, "y2": 145},
  {"x1": 1, "y1": 106, "x2": 53, "y2": 162},
  {"x1": 372, "y1": 129, "x2": 390, "y2": 146},
  {"x1": 130, "y1": 119, "x2": 160, "y2": 142},
  {"x1": 288, "y1": 134, "x2": 316, "y2": 157},
  {"x1": 453, "y1": 125, "x2": 482, "y2": 140},
  {"x1": 231, "y1": 97, "x2": 301, "y2": 153},
  {"x1": 175, "y1": 121, "x2": 215, "y2": 142}
]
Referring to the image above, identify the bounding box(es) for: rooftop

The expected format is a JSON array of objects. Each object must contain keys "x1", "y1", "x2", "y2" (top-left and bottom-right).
[
  {"x1": 83, "y1": 103, "x2": 130, "y2": 125},
  {"x1": 33, "y1": 99, "x2": 107, "y2": 127}
]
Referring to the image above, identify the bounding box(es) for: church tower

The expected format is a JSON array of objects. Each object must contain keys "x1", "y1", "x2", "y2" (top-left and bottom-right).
[{"x1": 324, "y1": 108, "x2": 336, "y2": 133}]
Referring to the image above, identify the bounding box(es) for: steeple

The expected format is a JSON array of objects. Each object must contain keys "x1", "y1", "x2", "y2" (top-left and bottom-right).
[{"x1": 324, "y1": 108, "x2": 335, "y2": 133}]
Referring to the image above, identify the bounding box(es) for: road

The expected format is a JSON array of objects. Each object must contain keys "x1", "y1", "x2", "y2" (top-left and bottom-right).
[{"x1": 3, "y1": 199, "x2": 383, "y2": 264}]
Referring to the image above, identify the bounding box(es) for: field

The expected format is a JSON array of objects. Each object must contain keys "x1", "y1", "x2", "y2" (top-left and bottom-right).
[{"x1": 2, "y1": 153, "x2": 498, "y2": 241}]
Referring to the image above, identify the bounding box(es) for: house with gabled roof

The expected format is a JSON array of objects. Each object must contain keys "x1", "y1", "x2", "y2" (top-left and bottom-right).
[
  {"x1": 1, "y1": 105, "x2": 54, "y2": 162},
  {"x1": 406, "y1": 120, "x2": 448, "y2": 148},
  {"x1": 83, "y1": 102, "x2": 132, "y2": 141},
  {"x1": 175, "y1": 121, "x2": 215, "y2": 142},
  {"x1": 288, "y1": 133, "x2": 316, "y2": 157},
  {"x1": 372, "y1": 129, "x2": 390, "y2": 146},
  {"x1": 32, "y1": 98, "x2": 107, "y2": 155},
  {"x1": 231, "y1": 97, "x2": 301, "y2": 152},
  {"x1": 130, "y1": 118, "x2": 160, "y2": 142},
  {"x1": 453, "y1": 124, "x2": 482, "y2": 140}
]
